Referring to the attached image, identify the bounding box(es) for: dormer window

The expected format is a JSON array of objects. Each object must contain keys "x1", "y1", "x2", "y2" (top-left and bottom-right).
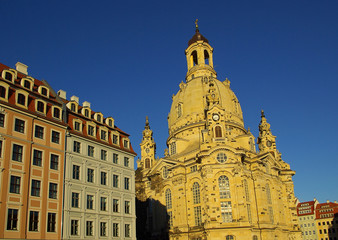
[
  {"x1": 123, "y1": 139, "x2": 129, "y2": 148},
  {"x1": 24, "y1": 80, "x2": 31, "y2": 89},
  {"x1": 41, "y1": 87, "x2": 47, "y2": 96},
  {"x1": 21, "y1": 78, "x2": 34, "y2": 91},
  {"x1": 53, "y1": 107, "x2": 61, "y2": 119},
  {"x1": 3, "y1": 71, "x2": 14, "y2": 81},
  {"x1": 71, "y1": 103, "x2": 76, "y2": 112},
  {"x1": 97, "y1": 115, "x2": 101, "y2": 122},
  {"x1": 112, "y1": 134, "x2": 118, "y2": 144},
  {"x1": 73, "y1": 120, "x2": 82, "y2": 132},
  {"x1": 17, "y1": 93, "x2": 26, "y2": 106},
  {"x1": 85, "y1": 109, "x2": 89, "y2": 117},
  {"x1": 88, "y1": 124, "x2": 95, "y2": 136},
  {"x1": 0, "y1": 86, "x2": 6, "y2": 98},
  {"x1": 101, "y1": 130, "x2": 107, "y2": 141},
  {"x1": 36, "y1": 101, "x2": 45, "y2": 113}
]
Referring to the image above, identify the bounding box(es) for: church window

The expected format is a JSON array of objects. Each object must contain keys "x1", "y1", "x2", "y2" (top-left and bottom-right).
[
  {"x1": 163, "y1": 166, "x2": 168, "y2": 179},
  {"x1": 268, "y1": 206, "x2": 274, "y2": 224},
  {"x1": 221, "y1": 201, "x2": 233, "y2": 223},
  {"x1": 243, "y1": 179, "x2": 250, "y2": 201},
  {"x1": 219, "y1": 176, "x2": 231, "y2": 199},
  {"x1": 170, "y1": 142, "x2": 176, "y2": 155},
  {"x1": 192, "y1": 182, "x2": 200, "y2": 204},
  {"x1": 191, "y1": 50, "x2": 198, "y2": 66},
  {"x1": 145, "y1": 158, "x2": 150, "y2": 168},
  {"x1": 217, "y1": 153, "x2": 227, "y2": 163},
  {"x1": 165, "y1": 189, "x2": 172, "y2": 209},
  {"x1": 177, "y1": 104, "x2": 182, "y2": 118},
  {"x1": 215, "y1": 126, "x2": 222, "y2": 137},
  {"x1": 226, "y1": 235, "x2": 234, "y2": 240},
  {"x1": 253, "y1": 236, "x2": 258, "y2": 240},
  {"x1": 204, "y1": 50, "x2": 209, "y2": 65},
  {"x1": 247, "y1": 204, "x2": 252, "y2": 223},
  {"x1": 194, "y1": 206, "x2": 202, "y2": 226},
  {"x1": 266, "y1": 184, "x2": 272, "y2": 204}
]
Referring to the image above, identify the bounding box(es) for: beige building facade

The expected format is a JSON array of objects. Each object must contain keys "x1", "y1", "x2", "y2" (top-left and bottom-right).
[
  {"x1": 136, "y1": 27, "x2": 301, "y2": 240},
  {"x1": 297, "y1": 199, "x2": 319, "y2": 240}
]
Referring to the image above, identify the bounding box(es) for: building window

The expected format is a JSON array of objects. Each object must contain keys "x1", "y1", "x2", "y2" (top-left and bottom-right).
[
  {"x1": 145, "y1": 158, "x2": 150, "y2": 168},
  {"x1": 73, "y1": 141, "x2": 80, "y2": 153},
  {"x1": 101, "y1": 197, "x2": 107, "y2": 211},
  {"x1": 0, "y1": 140, "x2": 2, "y2": 157},
  {"x1": 31, "y1": 180, "x2": 41, "y2": 197},
  {"x1": 4, "y1": 71, "x2": 13, "y2": 81},
  {"x1": 165, "y1": 189, "x2": 172, "y2": 209},
  {"x1": 100, "y1": 222, "x2": 107, "y2": 237},
  {"x1": 177, "y1": 103, "x2": 182, "y2": 117},
  {"x1": 124, "y1": 140, "x2": 129, "y2": 148},
  {"x1": 14, "y1": 119, "x2": 25, "y2": 133},
  {"x1": 72, "y1": 192, "x2": 79, "y2": 208},
  {"x1": 266, "y1": 184, "x2": 272, "y2": 204},
  {"x1": 163, "y1": 166, "x2": 168, "y2": 179},
  {"x1": 74, "y1": 121, "x2": 81, "y2": 131},
  {"x1": 49, "y1": 183, "x2": 57, "y2": 199},
  {"x1": 124, "y1": 177, "x2": 130, "y2": 190},
  {"x1": 226, "y1": 235, "x2": 234, "y2": 240},
  {"x1": 113, "y1": 134, "x2": 118, "y2": 144},
  {"x1": 217, "y1": 152, "x2": 227, "y2": 163},
  {"x1": 101, "y1": 172, "x2": 107, "y2": 185},
  {"x1": 215, "y1": 125, "x2": 222, "y2": 137},
  {"x1": 7, "y1": 209, "x2": 18, "y2": 230},
  {"x1": 108, "y1": 119, "x2": 113, "y2": 127},
  {"x1": 113, "y1": 223, "x2": 119, "y2": 237},
  {"x1": 87, "y1": 168, "x2": 94, "y2": 183},
  {"x1": 47, "y1": 213, "x2": 56, "y2": 232},
  {"x1": 170, "y1": 142, "x2": 176, "y2": 155},
  {"x1": 17, "y1": 93, "x2": 26, "y2": 106},
  {"x1": 124, "y1": 157, "x2": 129, "y2": 167},
  {"x1": 253, "y1": 236, "x2": 258, "y2": 240},
  {"x1": 35, "y1": 125, "x2": 44, "y2": 139},
  {"x1": 221, "y1": 201, "x2": 233, "y2": 223},
  {"x1": 125, "y1": 201, "x2": 131, "y2": 214},
  {"x1": 97, "y1": 114, "x2": 101, "y2": 122},
  {"x1": 0, "y1": 113, "x2": 5, "y2": 127},
  {"x1": 33, "y1": 149, "x2": 42, "y2": 166},
  {"x1": 192, "y1": 182, "x2": 200, "y2": 204},
  {"x1": 194, "y1": 206, "x2": 202, "y2": 226},
  {"x1": 53, "y1": 107, "x2": 60, "y2": 119},
  {"x1": 88, "y1": 125, "x2": 95, "y2": 136},
  {"x1": 125, "y1": 224, "x2": 131, "y2": 237},
  {"x1": 85, "y1": 109, "x2": 89, "y2": 117},
  {"x1": 50, "y1": 154, "x2": 59, "y2": 170},
  {"x1": 101, "y1": 130, "x2": 107, "y2": 140},
  {"x1": 113, "y1": 199, "x2": 119, "y2": 212},
  {"x1": 10, "y1": 176, "x2": 21, "y2": 194},
  {"x1": 24, "y1": 80, "x2": 32, "y2": 89},
  {"x1": 86, "y1": 221, "x2": 93, "y2": 236},
  {"x1": 41, "y1": 87, "x2": 48, "y2": 96},
  {"x1": 191, "y1": 165, "x2": 197, "y2": 172},
  {"x1": 73, "y1": 165, "x2": 80, "y2": 180},
  {"x1": 247, "y1": 204, "x2": 252, "y2": 223},
  {"x1": 113, "y1": 175, "x2": 119, "y2": 188},
  {"x1": 219, "y1": 175, "x2": 231, "y2": 199},
  {"x1": 36, "y1": 101, "x2": 45, "y2": 113},
  {"x1": 97, "y1": 150, "x2": 105, "y2": 162},
  {"x1": 71, "y1": 220, "x2": 78, "y2": 235},
  {"x1": 12, "y1": 144, "x2": 23, "y2": 162},
  {"x1": 243, "y1": 179, "x2": 250, "y2": 201},
  {"x1": 71, "y1": 103, "x2": 76, "y2": 112},
  {"x1": 88, "y1": 145, "x2": 94, "y2": 157},
  {"x1": 168, "y1": 211, "x2": 173, "y2": 228},
  {"x1": 0, "y1": 86, "x2": 7, "y2": 98},
  {"x1": 29, "y1": 211, "x2": 39, "y2": 231},
  {"x1": 51, "y1": 131, "x2": 60, "y2": 144},
  {"x1": 268, "y1": 206, "x2": 274, "y2": 224},
  {"x1": 113, "y1": 153, "x2": 118, "y2": 164},
  {"x1": 87, "y1": 195, "x2": 94, "y2": 209}
]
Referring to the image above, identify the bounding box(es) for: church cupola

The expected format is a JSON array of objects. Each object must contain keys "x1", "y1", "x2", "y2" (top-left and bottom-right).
[{"x1": 185, "y1": 20, "x2": 217, "y2": 81}]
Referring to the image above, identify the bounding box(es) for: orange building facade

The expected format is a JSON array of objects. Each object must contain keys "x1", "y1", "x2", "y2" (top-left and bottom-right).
[{"x1": 0, "y1": 62, "x2": 67, "y2": 239}]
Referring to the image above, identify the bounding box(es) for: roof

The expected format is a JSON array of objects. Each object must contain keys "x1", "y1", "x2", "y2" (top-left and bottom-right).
[{"x1": 188, "y1": 29, "x2": 209, "y2": 46}]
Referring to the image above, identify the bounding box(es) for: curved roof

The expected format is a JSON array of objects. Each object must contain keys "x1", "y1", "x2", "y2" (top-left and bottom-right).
[{"x1": 188, "y1": 29, "x2": 209, "y2": 46}]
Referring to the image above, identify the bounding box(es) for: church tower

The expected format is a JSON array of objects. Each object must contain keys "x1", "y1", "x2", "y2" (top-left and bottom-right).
[{"x1": 136, "y1": 22, "x2": 301, "y2": 240}]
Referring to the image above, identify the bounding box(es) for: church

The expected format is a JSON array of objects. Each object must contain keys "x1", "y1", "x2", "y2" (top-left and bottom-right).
[{"x1": 135, "y1": 24, "x2": 301, "y2": 240}]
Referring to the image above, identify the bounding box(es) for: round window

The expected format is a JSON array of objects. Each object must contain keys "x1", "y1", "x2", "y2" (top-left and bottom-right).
[{"x1": 217, "y1": 153, "x2": 227, "y2": 163}]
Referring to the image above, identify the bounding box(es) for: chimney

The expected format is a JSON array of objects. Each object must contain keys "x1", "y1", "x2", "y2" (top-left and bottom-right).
[
  {"x1": 70, "y1": 96, "x2": 79, "y2": 103},
  {"x1": 15, "y1": 62, "x2": 28, "y2": 75},
  {"x1": 57, "y1": 90, "x2": 67, "y2": 99},
  {"x1": 83, "y1": 101, "x2": 91, "y2": 108}
]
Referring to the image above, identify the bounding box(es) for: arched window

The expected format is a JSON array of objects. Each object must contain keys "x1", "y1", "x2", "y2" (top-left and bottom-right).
[
  {"x1": 37, "y1": 101, "x2": 44, "y2": 113},
  {"x1": 108, "y1": 119, "x2": 112, "y2": 127},
  {"x1": 192, "y1": 182, "x2": 200, "y2": 204},
  {"x1": 226, "y1": 235, "x2": 234, "y2": 240},
  {"x1": 215, "y1": 126, "x2": 222, "y2": 137},
  {"x1": 177, "y1": 104, "x2": 182, "y2": 118},
  {"x1": 41, "y1": 87, "x2": 48, "y2": 96},
  {"x1": 165, "y1": 189, "x2": 172, "y2": 209},
  {"x1": 266, "y1": 184, "x2": 272, "y2": 204},
  {"x1": 219, "y1": 176, "x2": 231, "y2": 199},
  {"x1": 5, "y1": 72, "x2": 13, "y2": 81},
  {"x1": 243, "y1": 179, "x2": 250, "y2": 201},
  {"x1": 204, "y1": 50, "x2": 209, "y2": 65},
  {"x1": 71, "y1": 103, "x2": 76, "y2": 112},
  {"x1": 191, "y1": 50, "x2": 198, "y2": 66},
  {"x1": 170, "y1": 142, "x2": 176, "y2": 155},
  {"x1": 17, "y1": 93, "x2": 26, "y2": 106},
  {"x1": 85, "y1": 109, "x2": 89, "y2": 117},
  {"x1": 24, "y1": 80, "x2": 31, "y2": 89},
  {"x1": 163, "y1": 166, "x2": 168, "y2": 179},
  {"x1": 53, "y1": 107, "x2": 60, "y2": 119},
  {"x1": 97, "y1": 115, "x2": 101, "y2": 122},
  {"x1": 253, "y1": 235, "x2": 258, "y2": 240},
  {"x1": 0, "y1": 86, "x2": 6, "y2": 98},
  {"x1": 145, "y1": 158, "x2": 150, "y2": 168}
]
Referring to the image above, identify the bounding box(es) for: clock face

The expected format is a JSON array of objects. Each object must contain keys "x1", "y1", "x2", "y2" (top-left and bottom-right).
[
  {"x1": 266, "y1": 141, "x2": 272, "y2": 147},
  {"x1": 212, "y1": 114, "x2": 220, "y2": 121}
]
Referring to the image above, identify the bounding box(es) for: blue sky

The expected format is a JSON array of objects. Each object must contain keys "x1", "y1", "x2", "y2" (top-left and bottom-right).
[{"x1": 2, "y1": 0, "x2": 337, "y2": 203}]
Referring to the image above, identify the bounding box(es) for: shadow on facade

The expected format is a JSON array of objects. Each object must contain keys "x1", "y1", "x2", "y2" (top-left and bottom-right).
[
  {"x1": 136, "y1": 198, "x2": 169, "y2": 240},
  {"x1": 328, "y1": 213, "x2": 338, "y2": 239}
]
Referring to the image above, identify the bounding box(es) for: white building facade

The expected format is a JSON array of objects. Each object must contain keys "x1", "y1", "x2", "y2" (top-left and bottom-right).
[{"x1": 60, "y1": 92, "x2": 136, "y2": 240}]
